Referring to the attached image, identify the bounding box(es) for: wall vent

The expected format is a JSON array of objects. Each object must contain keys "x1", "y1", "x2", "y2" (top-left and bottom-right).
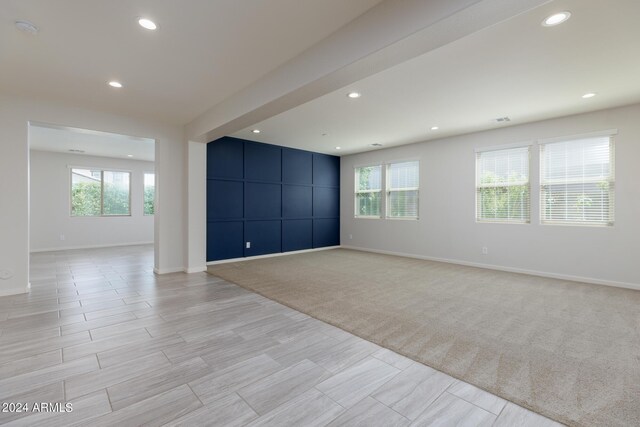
[
  {"x1": 370, "y1": 143, "x2": 383, "y2": 147},
  {"x1": 494, "y1": 117, "x2": 511, "y2": 123},
  {"x1": 68, "y1": 149, "x2": 85, "y2": 153}
]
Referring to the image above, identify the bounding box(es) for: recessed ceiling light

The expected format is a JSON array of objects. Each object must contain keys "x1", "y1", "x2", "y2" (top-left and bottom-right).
[
  {"x1": 252, "y1": 129, "x2": 261, "y2": 134},
  {"x1": 15, "y1": 20, "x2": 39, "y2": 35},
  {"x1": 347, "y1": 92, "x2": 361, "y2": 99},
  {"x1": 127, "y1": 154, "x2": 133, "y2": 157},
  {"x1": 138, "y1": 18, "x2": 157, "y2": 30},
  {"x1": 582, "y1": 92, "x2": 596, "y2": 99},
  {"x1": 108, "y1": 81, "x2": 123, "y2": 88},
  {"x1": 335, "y1": 146, "x2": 341, "y2": 150},
  {"x1": 542, "y1": 11, "x2": 571, "y2": 27},
  {"x1": 431, "y1": 126, "x2": 439, "y2": 131}
]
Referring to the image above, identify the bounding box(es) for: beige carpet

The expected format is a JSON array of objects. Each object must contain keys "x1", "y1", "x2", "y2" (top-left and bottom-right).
[{"x1": 208, "y1": 249, "x2": 640, "y2": 427}]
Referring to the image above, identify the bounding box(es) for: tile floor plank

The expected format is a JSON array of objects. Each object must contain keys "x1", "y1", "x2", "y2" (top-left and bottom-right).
[
  {"x1": 88, "y1": 384, "x2": 202, "y2": 427},
  {"x1": 315, "y1": 356, "x2": 401, "y2": 408},
  {"x1": 327, "y1": 396, "x2": 411, "y2": 427},
  {"x1": 164, "y1": 393, "x2": 258, "y2": 427},
  {"x1": 190, "y1": 353, "x2": 283, "y2": 405},
  {"x1": 409, "y1": 392, "x2": 496, "y2": 426},
  {"x1": 246, "y1": 388, "x2": 344, "y2": 427},
  {"x1": 237, "y1": 359, "x2": 331, "y2": 415}
]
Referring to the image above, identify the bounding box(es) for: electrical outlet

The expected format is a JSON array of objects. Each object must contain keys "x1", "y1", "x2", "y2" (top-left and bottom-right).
[
  {"x1": 482, "y1": 246, "x2": 488, "y2": 255},
  {"x1": 60, "y1": 234, "x2": 65, "y2": 241},
  {"x1": 348, "y1": 234, "x2": 353, "y2": 240},
  {"x1": 246, "y1": 242, "x2": 251, "y2": 249}
]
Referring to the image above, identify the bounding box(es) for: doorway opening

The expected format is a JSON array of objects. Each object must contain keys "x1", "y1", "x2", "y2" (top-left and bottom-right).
[{"x1": 28, "y1": 122, "x2": 157, "y2": 278}]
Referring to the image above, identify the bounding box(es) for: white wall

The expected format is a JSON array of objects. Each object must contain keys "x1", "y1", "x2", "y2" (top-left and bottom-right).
[
  {"x1": 184, "y1": 141, "x2": 207, "y2": 273},
  {"x1": 30, "y1": 151, "x2": 154, "y2": 251},
  {"x1": 0, "y1": 94, "x2": 185, "y2": 296},
  {"x1": 341, "y1": 103, "x2": 640, "y2": 289}
]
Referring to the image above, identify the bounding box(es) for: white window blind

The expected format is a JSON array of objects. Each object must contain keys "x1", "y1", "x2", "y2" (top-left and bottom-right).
[
  {"x1": 476, "y1": 146, "x2": 530, "y2": 223},
  {"x1": 386, "y1": 161, "x2": 419, "y2": 219},
  {"x1": 540, "y1": 135, "x2": 614, "y2": 225},
  {"x1": 355, "y1": 165, "x2": 382, "y2": 217}
]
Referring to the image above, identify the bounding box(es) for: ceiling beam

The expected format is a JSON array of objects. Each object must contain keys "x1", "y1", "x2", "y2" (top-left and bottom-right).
[{"x1": 186, "y1": 0, "x2": 552, "y2": 143}]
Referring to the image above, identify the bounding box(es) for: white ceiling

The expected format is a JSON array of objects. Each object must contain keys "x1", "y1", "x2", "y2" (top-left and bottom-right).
[
  {"x1": 0, "y1": 0, "x2": 382, "y2": 125},
  {"x1": 29, "y1": 123, "x2": 155, "y2": 162},
  {"x1": 5, "y1": 0, "x2": 640, "y2": 157},
  {"x1": 234, "y1": 0, "x2": 640, "y2": 155}
]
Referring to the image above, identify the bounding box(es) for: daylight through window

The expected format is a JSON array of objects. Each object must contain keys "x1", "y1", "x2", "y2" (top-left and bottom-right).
[
  {"x1": 386, "y1": 161, "x2": 419, "y2": 219},
  {"x1": 144, "y1": 172, "x2": 155, "y2": 215},
  {"x1": 540, "y1": 135, "x2": 614, "y2": 225},
  {"x1": 71, "y1": 168, "x2": 131, "y2": 216},
  {"x1": 355, "y1": 165, "x2": 382, "y2": 217},
  {"x1": 476, "y1": 146, "x2": 530, "y2": 223}
]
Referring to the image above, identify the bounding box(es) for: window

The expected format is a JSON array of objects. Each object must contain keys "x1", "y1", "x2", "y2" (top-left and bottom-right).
[
  {"x1": 540, "y1": 135, "x2": 614, "y2": 225},
  {"x1": 386, "y1": 161, "x2": 419, "y2": 218},
  {"x1": 355, "y1": 165, "x2": 382, "y2": 217},
  {"x1": 144, "y1": 173, "x2": 155, "y2": 215},
  {"x1": 71, "y1": 168, "x2": 131, "y2": 216},
  {"x1": 476, "y1": 146, "x2": 530, "y2": 223}
]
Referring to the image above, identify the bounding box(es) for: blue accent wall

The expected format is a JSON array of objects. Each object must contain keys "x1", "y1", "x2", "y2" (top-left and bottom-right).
[{"x1": 207, "y1": 137, "x2": 340, "y2": 261}]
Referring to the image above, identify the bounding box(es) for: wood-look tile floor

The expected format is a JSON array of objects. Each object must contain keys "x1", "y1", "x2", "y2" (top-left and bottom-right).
[{"x1": 0, "y1": 245, "x2": 562, "y2": 426}]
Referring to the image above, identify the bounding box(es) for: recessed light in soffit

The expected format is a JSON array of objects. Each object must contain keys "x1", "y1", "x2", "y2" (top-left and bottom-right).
[
  {"x1": 138, "y1": 18, "x2": 157, "y2": 30},
  {"x1": 542, "y1": 11, "x2": 571, "y2": 27},
  {"x1": 108, "y1": 81, "x2": 123, "y2": 88}
]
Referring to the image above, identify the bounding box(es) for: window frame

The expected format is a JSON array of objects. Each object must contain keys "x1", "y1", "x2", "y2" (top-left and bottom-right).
[
  {"x1": 385, "y1": 160, "x2": 419, "y2": 220},
  {"x1": 143, "y1": 172, "x2": 156, "y2": 216},
  {"x1": 539, "y1": 131, "x2": 616, "y2": 227},
  {"x1": 354, "y1": 164, "x2": 383, "y2": 219},
  {"x1": 70, "y1": 167, "x2": 132, "y2": 217},
  {"x1": 475, "y1": 144, "x2": 531, "y2": 224}
]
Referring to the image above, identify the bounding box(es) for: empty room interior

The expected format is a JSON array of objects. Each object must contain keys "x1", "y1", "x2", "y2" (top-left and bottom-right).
[{"x1": 1, "y1": 1, "x2": 639, "y2": 426}]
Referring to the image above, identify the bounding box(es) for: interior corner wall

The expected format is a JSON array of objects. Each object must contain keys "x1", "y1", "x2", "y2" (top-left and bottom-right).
[
  {"x1": 29, "y1": 151, "x2": 154, "y2": 251},
  {"x1": 206, "y1": 137, "x2": 340, "y2": 261},
  {"x1": 0, "y1": 94, "x2": 185, "y2": 296},
  {"x1": 340, "y1": 103, "x2": 640, "y2": 288}
]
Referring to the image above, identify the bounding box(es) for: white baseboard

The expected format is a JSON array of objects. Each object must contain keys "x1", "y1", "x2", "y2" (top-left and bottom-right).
[
  {"x1": 184, "y1": 266, "x2": 207, "y2": 274},
  {"x1": 30, "y1": 241, "x2": 154, "y2": 253},
  {"x1": 341, "y1": 245, "x2": 640, "y2": 291},
  {"x1": 0, "y1": 285, "x2": 29, "y2": 297},
  {"x1": 206, "y1": 246, "x2": 341, "y2": 266},
  {"x1": 153, "y1": 267, "x2": 185, "y2": 275}
]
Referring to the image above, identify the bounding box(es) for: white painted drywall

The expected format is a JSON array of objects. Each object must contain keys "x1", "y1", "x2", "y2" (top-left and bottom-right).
[
  {"x1": 341, "y1": 103, "x2": 640, "y2": 288},
  {"x1": 29, "y1": 150, "x2": 154, "y2": 251},
  {"x1": 184, "y1": 141, "x2": 207, "y2": 273},
  {"x1": 0, "y1": 94, "x2": 185, "y2": 296}
]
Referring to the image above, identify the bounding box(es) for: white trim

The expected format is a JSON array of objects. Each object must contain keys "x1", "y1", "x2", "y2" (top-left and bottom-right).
[
  {"x1": 474, "y1": 141, "x2": 533, "y2": 153},
  {"x1": 30, "y1": 241, "x2": 153, "y2": 253},
  {"x1": 538, "y1": 128, "x2": 618, "y2": 145},
  {"x1": 341, "y1": 245, "x2": 640, "y2": 291},
  {"x1": 184, "y1": 266, "x2": 207, "y2": 274},
  {"x1": 68, "y1": 165, "x2": 133, "y2": 173},
  {"x1": 153, "y1": 267, "x2": 184, "y2": 274},
  {"x1": 207, "y1": 246, "x2": 340, "y2": 266}
]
